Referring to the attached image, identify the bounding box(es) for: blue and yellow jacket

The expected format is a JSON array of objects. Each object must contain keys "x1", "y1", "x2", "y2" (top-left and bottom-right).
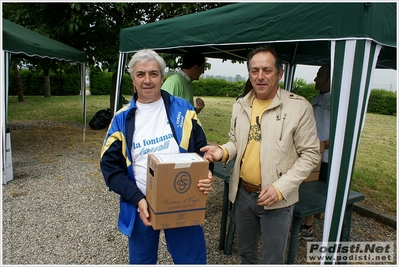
[{"x1": 100, "y1": 90, "x2": 212, "y2": 236}]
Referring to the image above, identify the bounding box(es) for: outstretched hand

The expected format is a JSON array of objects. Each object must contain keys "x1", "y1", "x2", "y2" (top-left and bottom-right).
[{"x1": 200, "y1": 145, "x2": 223, "y2": 162}]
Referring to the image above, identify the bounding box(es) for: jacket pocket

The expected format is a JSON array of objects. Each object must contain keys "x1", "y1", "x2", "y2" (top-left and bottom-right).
[{"x1": 117, "y1": 197, "x2": 137, "y2": 237}]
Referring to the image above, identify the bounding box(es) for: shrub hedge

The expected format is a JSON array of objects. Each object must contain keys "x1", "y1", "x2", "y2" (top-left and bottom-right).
[
  {"x1": 366, "y1": 89, "x2": 397, "y2": 115},
  {"x1": 89, "y1": 67, "x2": 133, "y2": 96},
  {"x1": 8, "y1": 70, "x2": 396, "y2": 116},
  {"x1": 290, "y1": 78, "x2": 319, "y2": 102},
  {"x1": 291, "y1": 79, "x2": 396, "y2": 116},
  {"x1": 8, "y1": 70, "x2": 81, "y2": 96}
]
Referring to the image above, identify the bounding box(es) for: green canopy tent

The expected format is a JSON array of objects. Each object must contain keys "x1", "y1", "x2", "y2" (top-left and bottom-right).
[
  {"x1": 2, "y1": 18, "x2": 87, "y2": 184},
  {"x1": 115, "y1": 2, "x2": 396, "y2": 263},
  {"x1": 116, "y1": 2, "x2": 395, "y2": 96}
]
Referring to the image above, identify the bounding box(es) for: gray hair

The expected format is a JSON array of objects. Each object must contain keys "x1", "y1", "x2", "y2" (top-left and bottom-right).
[{"x1": 127, "y1": 49, "x2": 166, "y2": 78}]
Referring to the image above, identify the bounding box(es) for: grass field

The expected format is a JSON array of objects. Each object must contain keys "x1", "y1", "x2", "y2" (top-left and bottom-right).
[{"x1": 7, "y1": 95, "x2": 397, "y2": 216}]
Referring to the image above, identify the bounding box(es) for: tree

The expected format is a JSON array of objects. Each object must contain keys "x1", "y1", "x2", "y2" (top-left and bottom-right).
[
  {"x1": 12, "y1": 60, "x2": 24, "y2": 102},
  {"x1": 3, "y1": 3, "x2": 229, "y2": 112}
]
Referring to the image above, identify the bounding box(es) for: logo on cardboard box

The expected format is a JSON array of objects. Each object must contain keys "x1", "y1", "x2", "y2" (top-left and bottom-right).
[{"x1": 174, "y1": 171, "x2": 191, "y2": 194}]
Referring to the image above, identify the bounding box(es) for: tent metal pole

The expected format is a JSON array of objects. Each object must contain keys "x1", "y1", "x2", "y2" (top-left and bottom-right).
[
  {"x1": 1, "y1": 51, "x2": 7, "y2": 183},
  {"x1": 284, "y1": 42, "x2": 298, "y2": 91},
  {"x1": 114, "y1": 52, "x2": 128, "y2": 116},
  {"x1": 284, "y1": 63, "x2": 291, "y2": 91},
  {"x1": 284, "y1": 63, "x2": 296, "y2": 91},
  {"x1": 2, "y1": 51, "x2": 12, "y2": 184},
  {"x1": 81, "y1": 63, "x2": 87, "y2": 142},
  {"x1": 289, "y1": 64, "x2": 297, "y2": 91}
]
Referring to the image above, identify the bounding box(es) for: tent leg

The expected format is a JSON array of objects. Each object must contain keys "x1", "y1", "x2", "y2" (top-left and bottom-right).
[
  {"x1": 114, "y1": 53, "x2": 128, "y2": 115},
  {"x1": 2, "y1": 51, "x2": 13, "y2": 184},
  {"x1": 81, "y1": 63, "x2": 87, "y2": 142}
]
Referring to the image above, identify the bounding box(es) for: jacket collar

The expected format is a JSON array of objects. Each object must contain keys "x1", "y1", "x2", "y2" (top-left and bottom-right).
[{"x1": 242, "y1": 87, "x2": 283, "y2": 110}]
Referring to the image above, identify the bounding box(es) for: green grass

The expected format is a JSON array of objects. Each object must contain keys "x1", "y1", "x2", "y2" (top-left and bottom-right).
[
  {"x1": 198, "y1": 97, "x2": 236, "y2": 145},
  {"x1": 7, "y1": 95, "x2": 397, "y2": 216},
  {"x1": 351, "y1": 113, "x2": 397, "y2": 214},
  {"x1": 7, "y1": 95, "x2": 133, "y2": 123}
]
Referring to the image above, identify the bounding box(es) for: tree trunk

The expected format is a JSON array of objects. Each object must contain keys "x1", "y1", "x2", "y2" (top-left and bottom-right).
[
  {"x1": 12, "y1": 63, "x2": 24, "y2": 102},
  {"x1": 43, "y1": 69, "x2": 51, "y2": 97}
]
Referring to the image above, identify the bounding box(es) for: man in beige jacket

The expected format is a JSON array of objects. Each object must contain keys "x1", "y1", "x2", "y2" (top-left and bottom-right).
[{"x1": 201, "y1": 46, "x2": 320, "y2": 264}]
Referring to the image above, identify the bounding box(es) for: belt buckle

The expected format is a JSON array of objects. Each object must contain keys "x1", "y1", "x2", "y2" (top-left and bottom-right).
[{"x1": 253, "y1": 184, "x2": 261, "y2": 193}]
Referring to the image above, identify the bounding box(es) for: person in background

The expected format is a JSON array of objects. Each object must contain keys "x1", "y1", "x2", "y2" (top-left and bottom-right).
[
  {"x1": 100, "y1": 49, "x2": 213, "y2": 264},
  {"x1": 299, "y1": 64, "x2": 331, "y2": 240},
  {"x1": 200, "y1": 46, "x2": 320, "y2": 264},
  {"x1": 162, "y1": 50, "x2": 206, "y2": 114}
]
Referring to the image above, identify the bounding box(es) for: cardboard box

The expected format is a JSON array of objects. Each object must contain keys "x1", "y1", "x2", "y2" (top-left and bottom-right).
[
  {"x1": 146, "y1": 153, "x2": 209, "y2": 230},
  {"x1": 305, "y1": 160, "x2": 322, "y2": 182}
]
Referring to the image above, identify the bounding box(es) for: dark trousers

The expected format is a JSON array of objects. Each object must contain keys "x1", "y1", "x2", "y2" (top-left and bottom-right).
[
  {"x1": 235, "y1": 184, "x2": 294, "y2": 264},
  {"x1": 128, "y1": 211, "x2": 206, "y2": 264}
]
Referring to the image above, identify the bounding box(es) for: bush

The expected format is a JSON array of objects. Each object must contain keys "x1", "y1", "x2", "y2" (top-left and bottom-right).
[
  {"x1": 50, "y1": 72, "x2": 81, "y2": 95},
  {"x1": 9, "y1": 67, "x2": 134, "y2": 97},
  {"x1": 8, "y1": 69, "x2": 80, "y2": 96},
  {"x1": 192, "y1": 78, "x2": 246, "y2": 98},
  {"x1": 367, "y1": 89, "x2": 396, "y2": 115},
  {"x1": 290, "y1": 78, "x2": 318, "y2": 102},
  {"x1": 291, "y1": 80, "x2": 396, "y2": 116},
  {"x1": 89, "y1": 68, "x2": 112, "y2": 95},
  {"x1": 89, "y1": 67, "x2": 133, "y2": 96}
]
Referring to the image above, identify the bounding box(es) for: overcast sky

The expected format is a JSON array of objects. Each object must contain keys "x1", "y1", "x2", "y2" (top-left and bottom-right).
[{"x1": 206, "y1": 58, "x2": 398, "y2": 91}]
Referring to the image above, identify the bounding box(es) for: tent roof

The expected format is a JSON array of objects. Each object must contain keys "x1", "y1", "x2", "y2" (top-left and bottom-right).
[
  {"x1": 2, "y1": 18, "x2": 86, "y2": 63},
  {"x1": 119, "y1": 2, "x2": 396, "y2": 69}
]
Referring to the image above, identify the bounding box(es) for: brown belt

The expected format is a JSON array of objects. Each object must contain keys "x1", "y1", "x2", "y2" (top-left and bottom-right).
[{"x1": 240, "y1": 178, "x2": 261, "y2": 193}]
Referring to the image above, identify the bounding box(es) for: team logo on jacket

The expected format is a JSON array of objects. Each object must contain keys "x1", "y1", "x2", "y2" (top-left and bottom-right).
[
  {"x1": 174, "y1": 171, "x2": 191, "y2": 194},
  {"x1": 175, "y1": 111, "x2": 184, "y2": 128}
]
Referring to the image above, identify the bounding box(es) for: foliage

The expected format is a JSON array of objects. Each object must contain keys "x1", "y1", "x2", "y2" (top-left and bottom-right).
[
  {"x1": 86, "y1": 67, "x2": 132, "y2": 96},
  {"x1": 192, "y1": 78, "x2": 246, "y2": 98},
  {"x1": 2, "y1": 2, "x2": 229, "y2": 72},
  {"x1": 8, "y1": 69, "x2": 81, "y2": 96},
  {"x1": 3, "y1": 2, "x2": 229, "y2": 107},
  {"x1": 51, "y1": 72, "x2": 81, "y2": 95},
  {"x1": 290, "y1": 78, "x2": 318, "y2": 102},
  {"x1": 291, "y1": 79, "x2": 397, "y2": 116},
  {"x1": 366, "y1": 89, "x2": 397, "y2": 115}
]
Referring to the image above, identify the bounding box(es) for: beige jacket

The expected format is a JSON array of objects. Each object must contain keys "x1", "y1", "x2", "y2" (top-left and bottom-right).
[{"x1": 222, "y1": 88, "x2": 321, "y2": 209}]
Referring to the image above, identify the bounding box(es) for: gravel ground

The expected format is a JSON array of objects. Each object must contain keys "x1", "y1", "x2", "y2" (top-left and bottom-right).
[{"x1": 2, "y1": 121, "x2": 397, "y2": 265}]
